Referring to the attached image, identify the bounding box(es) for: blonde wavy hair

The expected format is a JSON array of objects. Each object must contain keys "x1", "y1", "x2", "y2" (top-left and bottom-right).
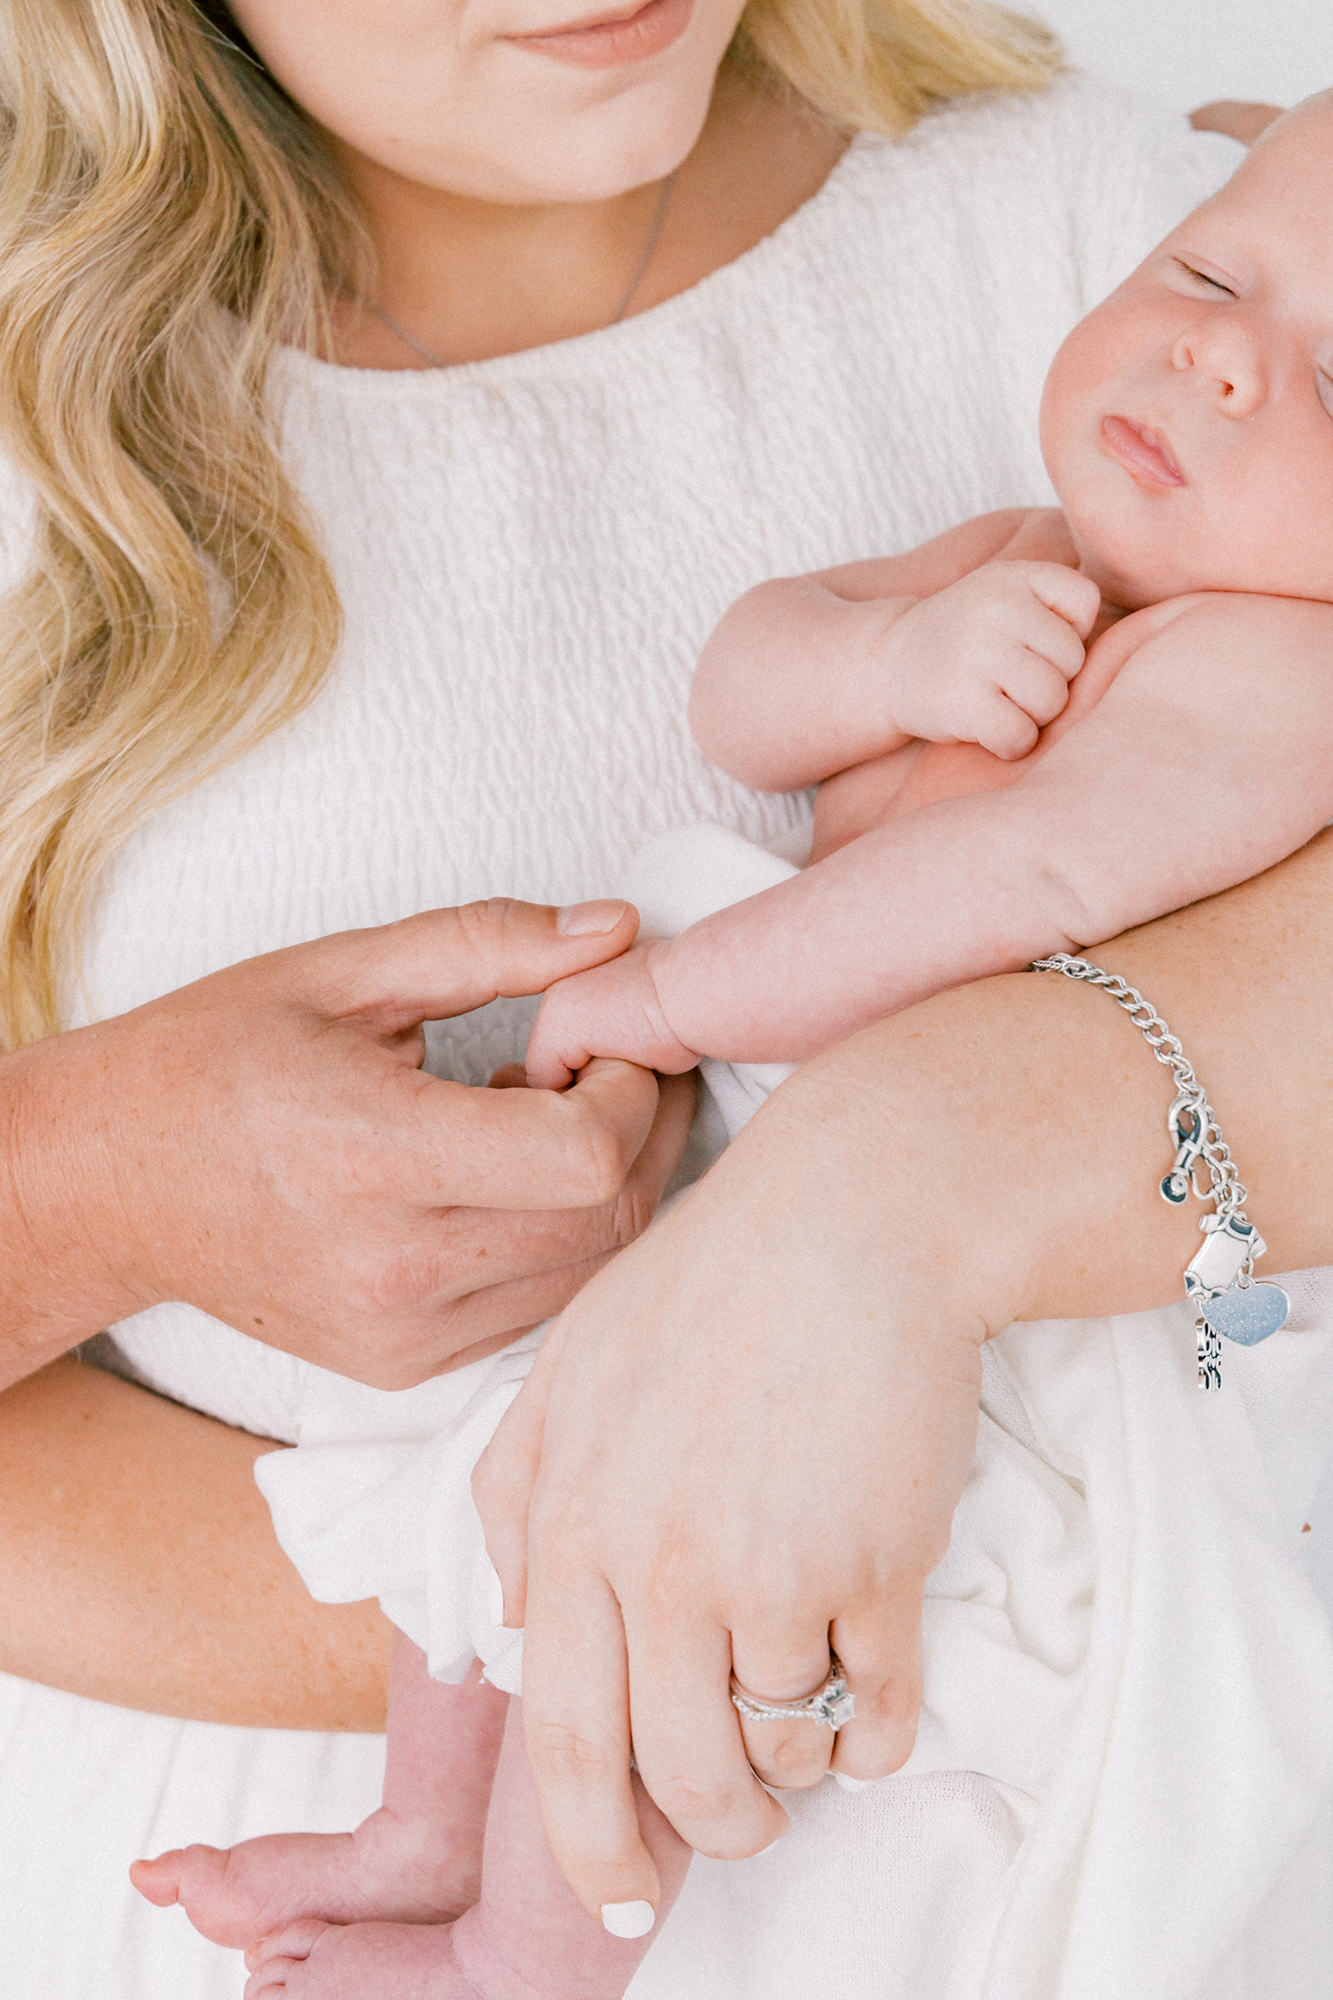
[{"x1": 0, "y1": 0, "x2": 1060, "y2": 1046}]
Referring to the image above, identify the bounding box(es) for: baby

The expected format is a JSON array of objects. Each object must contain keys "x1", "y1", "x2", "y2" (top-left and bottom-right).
[{"x1": 135, "y1": 91, "x2": 1333, "y2": 2000}]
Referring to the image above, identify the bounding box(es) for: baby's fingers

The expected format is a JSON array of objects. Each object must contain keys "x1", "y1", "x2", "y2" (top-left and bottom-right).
[
  {"x1": 1017, "y1": 561, "x2": 1102, "y2": 640},
  {"x1": 972, "y1": 690, "x2": 1040, "y2": 761},
  {"x1": 998, "y1": 650, "x2": 1077, "y2": 730},
  {"x1": 1016, "y1": 598, "x2": 1089, "y2": 684}
]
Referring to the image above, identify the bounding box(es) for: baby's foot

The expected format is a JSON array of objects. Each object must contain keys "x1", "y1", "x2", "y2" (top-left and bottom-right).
[
  {"x1": 130, "y1": 1804, "x2": 478, "y2": 1950},
  {"x1": 242, "y1": 1910, "x2": 544, "y2": 2000}
]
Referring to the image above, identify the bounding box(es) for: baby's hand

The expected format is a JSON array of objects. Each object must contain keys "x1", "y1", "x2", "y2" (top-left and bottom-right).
[
  {"x1": 525, "y1": 942, "x2": 700, "y2": 1090},
  {"x1": 879, "y1": 560, "x2": 1101, "y2": 759}
]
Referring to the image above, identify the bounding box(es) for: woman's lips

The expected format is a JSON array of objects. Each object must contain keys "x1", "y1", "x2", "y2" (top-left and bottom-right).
[
  {"x1": 1100, "y1": 414, "x2": 1186, "y2": 489},
  {"x1": 502, "y1": 0, "x2": 692, "y2": 68}
]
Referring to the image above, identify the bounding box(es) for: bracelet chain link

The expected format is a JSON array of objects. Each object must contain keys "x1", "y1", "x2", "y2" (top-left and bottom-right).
[{"x1": 1031, "y1": 952, "x2": 1287, "y2": 1389}]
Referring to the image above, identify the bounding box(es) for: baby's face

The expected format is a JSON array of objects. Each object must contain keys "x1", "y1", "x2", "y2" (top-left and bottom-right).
[{"x1": 1040, "y1": 92, "x2": 1333, "y2": 610}]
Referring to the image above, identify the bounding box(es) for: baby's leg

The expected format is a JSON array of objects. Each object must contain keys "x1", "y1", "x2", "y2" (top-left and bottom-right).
[
  {"x1": 132, "y1": 1632, "x2": 506, "y2": 1948},
  {"x1": 245, "y1": 1695, "x2": 690, "y2": 2000}
]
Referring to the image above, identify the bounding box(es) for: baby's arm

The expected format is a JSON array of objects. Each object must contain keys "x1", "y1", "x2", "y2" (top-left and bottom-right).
[
  {"x1": 691, "y1": 508, "x2": 1098, "y2": 784},
  {"x1": 526, "y1": 594, "x2": 1333, "y2": 1082}
]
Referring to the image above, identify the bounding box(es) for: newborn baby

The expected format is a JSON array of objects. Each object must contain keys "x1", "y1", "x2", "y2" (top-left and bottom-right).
[
  {"x1": 135, "y1": 90, "x2": 1333, "y2": 2000},
  {"x1": 527, "y1": 99, "x2": 1333, "y2": 1085}
]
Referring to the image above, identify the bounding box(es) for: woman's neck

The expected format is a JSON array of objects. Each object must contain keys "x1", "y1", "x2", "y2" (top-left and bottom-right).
[{"x1": 323, "y1": 67, "x2": 847, "y2": 369}]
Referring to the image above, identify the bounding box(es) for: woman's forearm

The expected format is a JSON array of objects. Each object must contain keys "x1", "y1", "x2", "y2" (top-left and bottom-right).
[
  {"x1": 478, "y1": 832, "x2": 1333, "y2": 1902},
  {"x1": 0, "y1": 1037, "x2": 147, "y2": 1384},
  {"x1": 1025, "y1": 825, "x2": 1333, "y2": 1311},
  {"x1": 0, "y1": 1356, "x2": 392, "y2": 1729},
  {"x1": 479, "y1": 833, "x2": 1333, "y2": 1904},
  {"x1": 791, "y1": 827, "x2": 1333, "y2": 1331}
]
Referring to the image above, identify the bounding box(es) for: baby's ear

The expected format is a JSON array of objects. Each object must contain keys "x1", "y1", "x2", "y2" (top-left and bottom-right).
[{"x1": 1188, "y1": 101, "x2": 1283, "y2": 146}]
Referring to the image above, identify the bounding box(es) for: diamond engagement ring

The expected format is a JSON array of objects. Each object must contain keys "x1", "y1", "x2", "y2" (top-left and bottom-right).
[{"x1": 729, "y1": 1654, "x2": 856, "y2": 1730}]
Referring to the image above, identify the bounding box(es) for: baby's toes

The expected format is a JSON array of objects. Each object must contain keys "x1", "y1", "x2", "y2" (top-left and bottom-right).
[
  {"x1": 245, "y1": 1917, "x2": 330, "y2": 1979},
  {"x1": 129, "y1": 1849, "x2": 185, "y2": 1908},
  {"x1": 133, "y1": 1841, "x2": 255, "y2": 1944},
  {"x1": 245, "y1": 1971, "x2": 295, "y2": 2000}
]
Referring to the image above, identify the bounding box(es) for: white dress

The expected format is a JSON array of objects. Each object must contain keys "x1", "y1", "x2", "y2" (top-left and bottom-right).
[{"x1": 2, "y1": 73, "x2": 1318, "y2": 2000}]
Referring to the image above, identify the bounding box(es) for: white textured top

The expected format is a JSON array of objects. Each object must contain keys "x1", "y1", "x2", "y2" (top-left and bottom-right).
[{"x1": 66, "y1": 75, "x2": 1238, "y2": 1437}]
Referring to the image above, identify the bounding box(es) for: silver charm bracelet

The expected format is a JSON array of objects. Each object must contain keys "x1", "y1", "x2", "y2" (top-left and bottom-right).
[{"x1": 1031, "y1": 953, "x2": 1289, "y2": 1389}]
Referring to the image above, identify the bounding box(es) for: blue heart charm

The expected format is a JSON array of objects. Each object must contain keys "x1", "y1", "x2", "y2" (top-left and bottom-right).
[{"x1": 1201, "y1": 1282, "x2": 1290, "y2": 1347}]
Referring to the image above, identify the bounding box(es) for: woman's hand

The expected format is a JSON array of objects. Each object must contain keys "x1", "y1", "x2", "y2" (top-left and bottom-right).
[
  {"x1": 0, "y1": 897, "x2": 695, "y2": 1389},
  {"x1": 474, "y1": 837, "x2": 1333, "y2": 1922},
  {"x1": 1189, "y1": 101, "x2": 1283, "y2": 146},
  {"x1": 475, "y1": 1028, "x2": 1000, "y2": 1918}
]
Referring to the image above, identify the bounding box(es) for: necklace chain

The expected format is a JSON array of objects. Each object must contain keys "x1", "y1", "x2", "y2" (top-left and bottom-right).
[{"x1": 363, "y1": 171, "x2": 676, "y2": 370}]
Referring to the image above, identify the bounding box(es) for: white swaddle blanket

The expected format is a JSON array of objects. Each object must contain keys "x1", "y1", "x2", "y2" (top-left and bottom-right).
[{"x1": 256, "y1": 823, "x2": 1333, "y2": 2000}]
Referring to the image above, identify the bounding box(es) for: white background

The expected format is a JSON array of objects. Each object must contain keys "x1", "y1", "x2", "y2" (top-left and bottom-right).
[{"x1": 1030, "y1": 0, "x2": 1332, "y2": 113}]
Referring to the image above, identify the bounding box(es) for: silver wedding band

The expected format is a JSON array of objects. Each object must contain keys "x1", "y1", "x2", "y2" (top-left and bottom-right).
[{"x1": 730, "y1": 1653, "x2": 856, "y2": 1730}]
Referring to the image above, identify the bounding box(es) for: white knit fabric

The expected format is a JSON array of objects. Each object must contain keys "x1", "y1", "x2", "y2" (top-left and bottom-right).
[{"x1": 0, "y1": 73, "x2": 1311, "y2": 2000}]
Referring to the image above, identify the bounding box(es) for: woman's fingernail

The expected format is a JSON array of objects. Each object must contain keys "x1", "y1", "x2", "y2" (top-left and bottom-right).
[
  {"x1": 832, "y1": 1772, "x2": 874, "y2": 1792},
  {"x1": 601, "y1": 1900, "x2": 656, "y2": 1939},
  {"x1": 557, "y1": 899, "x2": 630, "y2": 936}
]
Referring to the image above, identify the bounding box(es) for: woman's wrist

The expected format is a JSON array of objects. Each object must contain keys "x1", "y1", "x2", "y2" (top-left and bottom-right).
[
  {"x1": 797, "y1": 830, "x2": 1333, "y2": 1336},
  {"x1": 748, "y1": 1012, "x2": 1025, "y2": 1338},
  {"x1": 0, "y1": 1030, "x2": 149, "y2": 1381}
]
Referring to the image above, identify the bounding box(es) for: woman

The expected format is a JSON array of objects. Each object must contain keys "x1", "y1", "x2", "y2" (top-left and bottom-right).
[{"x1": 0, "y1": 0, "x2": 1288, "y2": 1993}]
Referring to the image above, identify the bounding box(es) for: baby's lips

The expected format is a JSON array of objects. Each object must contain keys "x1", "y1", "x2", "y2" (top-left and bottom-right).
[{"x1": 1100, "y1": 413, "x2": 1186, "y2": 488}]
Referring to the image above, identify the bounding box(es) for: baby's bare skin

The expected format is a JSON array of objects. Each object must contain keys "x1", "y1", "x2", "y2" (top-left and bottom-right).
[
  {"x1": 135, "y1": 1636, "x2": 688, "y2": 2000},
  {"x1": 132, "y1": 1654, "x2": 506, "y2": 1948},
  {"x1": 527, "y1": 97, "x2": 1333, "y2": 1087},
  {"x1": 807, "y1": 510, "x2": 1132, "y2": 858},
  {"x1": 526, "y1": 541, "x2": 1333, "y2": 1086}
]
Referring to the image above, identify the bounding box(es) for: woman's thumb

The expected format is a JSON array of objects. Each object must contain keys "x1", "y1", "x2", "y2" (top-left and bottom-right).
[{"x1": 296, "y1": 897, "x2": 640, "y2": 1027}]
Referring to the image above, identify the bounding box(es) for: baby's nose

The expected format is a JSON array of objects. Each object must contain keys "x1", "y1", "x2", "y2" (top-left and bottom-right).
[{"x1": 1171, "y1": 319, "x2": 1266, "y2": 414}]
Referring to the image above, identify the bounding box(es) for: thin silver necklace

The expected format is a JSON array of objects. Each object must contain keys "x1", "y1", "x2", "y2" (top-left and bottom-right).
[{"x1": 364, "y1": 172, "x2": 676, "y2": 370}]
